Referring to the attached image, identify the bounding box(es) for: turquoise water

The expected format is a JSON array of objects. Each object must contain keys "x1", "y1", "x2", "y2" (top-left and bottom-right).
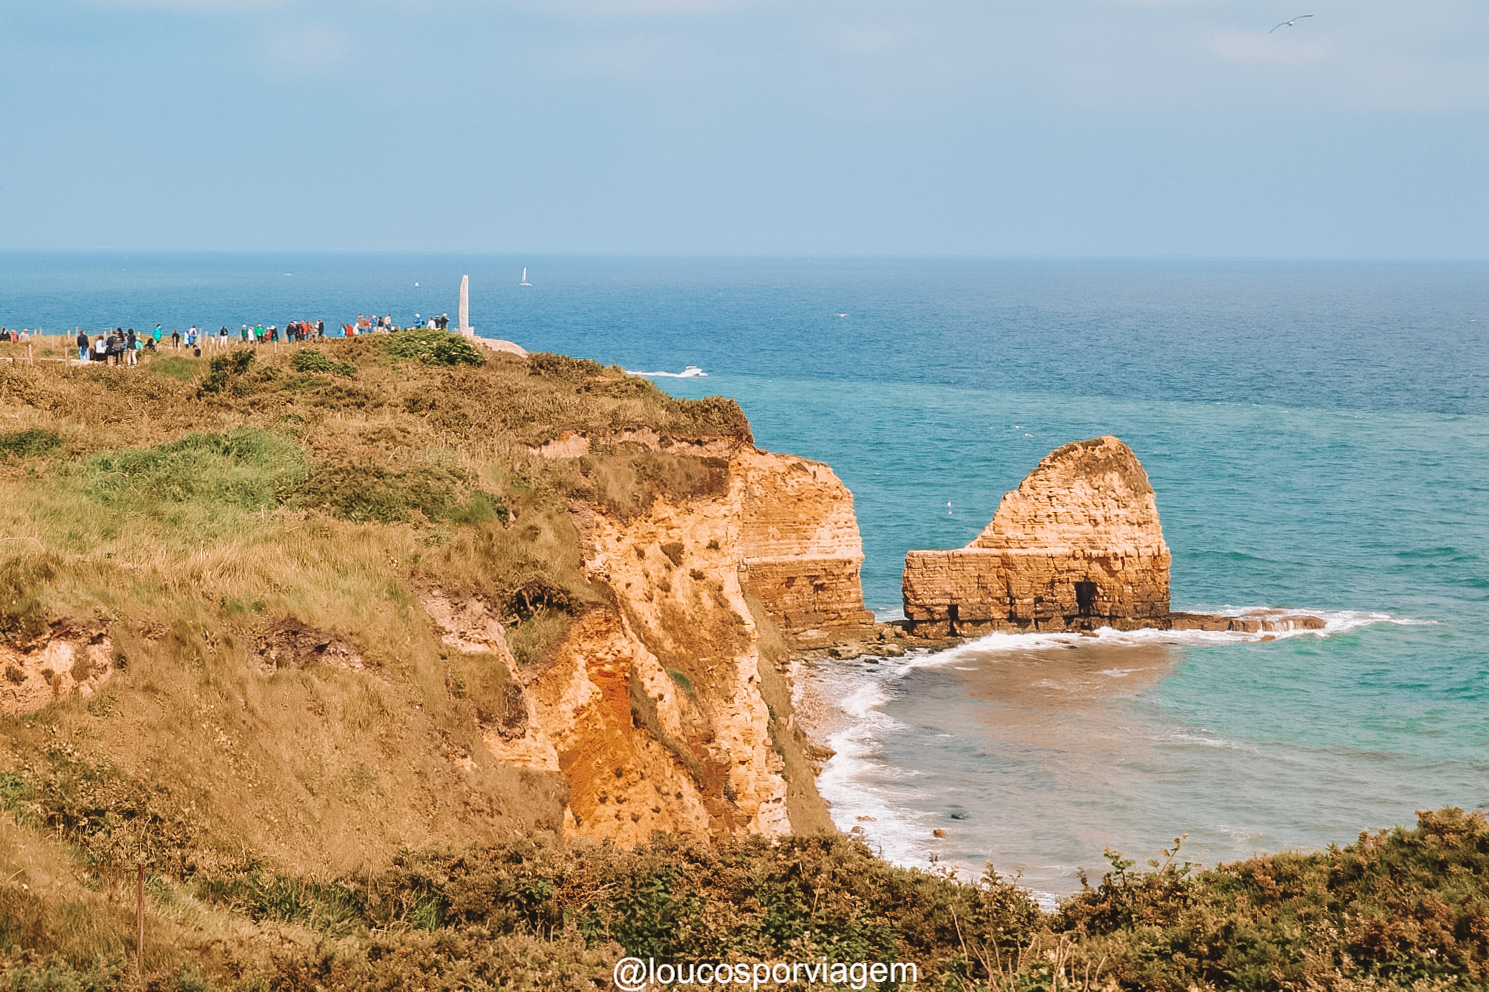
[
  {"x1": 4, "y1": 253, "x2": 1487, "y2": 895},
  {"x1": 662, "y1": 375, "x2": 1489, "y2": 895}
]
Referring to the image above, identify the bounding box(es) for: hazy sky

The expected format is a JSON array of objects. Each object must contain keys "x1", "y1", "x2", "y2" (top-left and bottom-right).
[{"x1": 2, "y1": 0, "x2": 1486, "y2": 257}]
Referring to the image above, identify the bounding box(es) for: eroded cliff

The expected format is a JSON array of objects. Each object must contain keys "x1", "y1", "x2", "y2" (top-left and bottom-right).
[{"x1": 426, "y1": 440, "x2": 863, "y2": 845}]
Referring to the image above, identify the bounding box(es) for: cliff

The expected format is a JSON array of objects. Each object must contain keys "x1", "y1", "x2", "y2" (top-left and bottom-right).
[
  {"x1": 0, "y1": 339, "x2": 846, "y2": 892},
  {"x1": 500, "y1": 437, "x2": 869, "y2": 843}
]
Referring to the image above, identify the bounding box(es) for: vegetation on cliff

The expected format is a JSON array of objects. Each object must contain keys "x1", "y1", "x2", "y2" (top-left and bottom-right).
[{"x1": 0, "y1": 338, "x2": 1483, "y2": 989}]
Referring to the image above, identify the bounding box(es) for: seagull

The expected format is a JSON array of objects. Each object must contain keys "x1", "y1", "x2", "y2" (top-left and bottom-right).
[{"x1": 1270, "y1": 14, "x2": 1313, "y2": 32}]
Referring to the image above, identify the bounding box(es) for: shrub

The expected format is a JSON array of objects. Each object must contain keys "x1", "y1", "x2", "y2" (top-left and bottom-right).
[
  {"x1": 289, "y1": 461, "x2": 505, "y2": 526},
  {"x1": 387, "y1": 329, "x2": 485, "y2": 367},
  {"x1": 198, "y1": 350, "x2": 254, "y2": 394},
  {"x1": 291, "y1": 349, "x2": 355, "y2": 377}
]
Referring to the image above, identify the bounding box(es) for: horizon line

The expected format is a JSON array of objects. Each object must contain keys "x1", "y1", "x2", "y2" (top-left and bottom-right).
[{"x1": 1, "y1": 249, "x2": 1487, "y2": 265}]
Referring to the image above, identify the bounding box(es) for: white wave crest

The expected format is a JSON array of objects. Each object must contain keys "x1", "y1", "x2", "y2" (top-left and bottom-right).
[
  {"x1": 918, "y1": 607, "x2": 1429, "y2": 660},
  {"x1": 626, "y1": 365, "x2": 707, "y2": 378}
]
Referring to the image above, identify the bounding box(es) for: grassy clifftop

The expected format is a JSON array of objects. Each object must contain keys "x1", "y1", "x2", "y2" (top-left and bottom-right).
[{"x1": 0, "y1": 335, "x2": 758, "y2": 970}]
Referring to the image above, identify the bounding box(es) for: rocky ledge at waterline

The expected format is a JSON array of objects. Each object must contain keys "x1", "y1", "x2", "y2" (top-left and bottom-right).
[{"x1": 902, "y1": 435, "x2": 1324, "y2": 638}]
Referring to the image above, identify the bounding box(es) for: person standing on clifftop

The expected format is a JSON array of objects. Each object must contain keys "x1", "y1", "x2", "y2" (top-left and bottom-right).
[{"x1": 75, "y1": 329, "x2": 88, "y2": 361}]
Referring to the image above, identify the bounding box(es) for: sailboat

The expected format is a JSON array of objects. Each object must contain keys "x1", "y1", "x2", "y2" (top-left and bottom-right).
[{"x1": 520, "y1": 268, "x2": 532, "y2": 287}]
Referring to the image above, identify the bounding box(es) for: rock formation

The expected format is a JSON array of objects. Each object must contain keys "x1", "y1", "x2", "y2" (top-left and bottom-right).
[
  {"x1": 903, "y1": 436, "x2": 1326, "y2": 638},
  {"x1": 530, "y1": 433, "x2": 874, "y2": 634},
  {"x1": 0, "y1": 623, "x2": 114, "y2": 716},
  {"x1": 903, "y1": 436, "x2": 1171, "y2": 636},
  {"x1": 422, "y1": 442, "x2": 866, "y2": 846},
  {"x1": 735, "y1": 448, "x2": 876, "y2": 632}
]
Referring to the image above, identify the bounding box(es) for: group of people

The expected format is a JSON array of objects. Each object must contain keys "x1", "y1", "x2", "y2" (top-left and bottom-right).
[
  {"x1": 350, "y1": 313, "x2": 449, "y2": 333},
  {"x1": 228, "y1": 320, "x2": 326, "y2": 344},
  {"x1": 58, "y1": 311, "x2": 453, "y2": 365},
  {"x1": 76, "y1": 325, "x2": 184, "y2": 364},
  {"x1": 69, "y1": 320, "x2": 333, "y2": 362},
  {"x1": 0, "y1": 329, "x2": 35, "y2": 343}
]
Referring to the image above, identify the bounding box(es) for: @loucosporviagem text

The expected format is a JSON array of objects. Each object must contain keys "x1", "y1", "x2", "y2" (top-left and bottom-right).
[{"x1": 611, "y1": 957, "x2": 919, "y2": 989}]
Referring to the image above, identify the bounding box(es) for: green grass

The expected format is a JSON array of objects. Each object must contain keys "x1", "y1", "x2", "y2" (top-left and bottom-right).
[
  {"x1": 149, "y1": 356, "x2": 201, "y2": 384},
  {"x1": 0, "y1": 429, "x2": 61, "y2": 460},
  {"x1": 84, "y1": 428, "x2": 309, "y2": 515}
]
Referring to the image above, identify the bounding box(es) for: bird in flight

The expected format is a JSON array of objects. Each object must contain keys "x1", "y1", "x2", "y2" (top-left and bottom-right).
[{"x1": 1270, "y1": 14, "x2": 1314, "y2": 32}]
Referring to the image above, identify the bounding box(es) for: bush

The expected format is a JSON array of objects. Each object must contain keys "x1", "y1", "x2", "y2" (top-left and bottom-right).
[
  {"x1": 198, "y1": 350, "x2": 254, "y2": 394},
  {"x1": 289, "y1": 461, "x2": 505, "y2": 526},
  {"x1": 387, "y1": 330, "x2": 485, "y2": 367},
  {"x1": 291, "y1": 349, "x2": 355, "y2": 377}
]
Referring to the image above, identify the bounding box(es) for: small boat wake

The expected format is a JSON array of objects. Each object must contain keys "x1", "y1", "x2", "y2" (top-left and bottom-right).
[{"x1": 627, "y1": 365, "x2": 707, "y2": 378}]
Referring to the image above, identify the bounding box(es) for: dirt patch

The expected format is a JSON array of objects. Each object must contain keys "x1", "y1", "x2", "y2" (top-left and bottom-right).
[
  {"x1": 418, "y1": 588, "x2": 511, "y2": 657},
  {"x1": 0, "y1": 621, "x2": 114, "y2": 715},
  {"x1": 255, "y1": 618, "x2": 364, "y2": 673}
]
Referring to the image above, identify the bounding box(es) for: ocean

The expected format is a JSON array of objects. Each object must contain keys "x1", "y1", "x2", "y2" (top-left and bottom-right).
[{"x1": 3, "y1": 252, "x2": 1487, "y2": 900}]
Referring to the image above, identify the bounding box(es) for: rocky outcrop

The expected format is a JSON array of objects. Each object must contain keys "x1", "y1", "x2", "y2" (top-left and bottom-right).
[
  {"x1": 735, "y1": 449, "x2": 875, "y2": 632},
  {"x1": 421, "y1": 445, "x2": 860, "y2": 846},
  {"x1": 530, "y1": 432, "x2": 874, "y2": 634},
  {"x1": 902, "y1": 436, "x2": 1327, "y2": 638},
  {"x1": 255, "y1": 618, "x2": 364, "y2": 673},
  {"x1": 903, "y1": 436, "x2": 1172, "y2": 636},
  {"x1": 0, "y1": 623, "x2": 114, "y2": 716}
]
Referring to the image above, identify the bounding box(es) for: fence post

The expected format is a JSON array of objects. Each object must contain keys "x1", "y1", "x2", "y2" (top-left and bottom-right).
[{"x1": 135, "y1": 862, "x2": 144, "y2": 978}]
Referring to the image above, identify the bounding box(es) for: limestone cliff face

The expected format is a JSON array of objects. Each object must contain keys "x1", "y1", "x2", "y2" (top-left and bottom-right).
[
  {"x1": 735, "y1": 449, "x2": 875, "y2": 632},
  {"x1": 425, "y1": 445, "x2": 866, "y2": 845},
  {"x1": 903, "y1": 436, "x2": 1171, "y2": 636}
]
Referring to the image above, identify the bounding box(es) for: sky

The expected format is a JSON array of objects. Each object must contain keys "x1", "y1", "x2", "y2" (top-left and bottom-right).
[{"x1": 1, "y1": 0, "x2": 1486, "y2": 258}]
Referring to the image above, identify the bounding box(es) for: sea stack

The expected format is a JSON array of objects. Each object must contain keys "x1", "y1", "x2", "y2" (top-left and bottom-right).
[{"x1": 902, "y1": 436, "x2": 1171, "y2": 637}]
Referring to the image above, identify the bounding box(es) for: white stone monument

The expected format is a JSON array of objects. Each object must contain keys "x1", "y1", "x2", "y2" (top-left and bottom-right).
[{"x1": 455, "y1": 274, "x2": 529, "y2": 358}]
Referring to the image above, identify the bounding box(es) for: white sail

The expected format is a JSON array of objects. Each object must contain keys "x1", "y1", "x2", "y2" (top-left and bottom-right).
[{"x1": 520, "y1": 267, "x2": 532, "y2": 287}]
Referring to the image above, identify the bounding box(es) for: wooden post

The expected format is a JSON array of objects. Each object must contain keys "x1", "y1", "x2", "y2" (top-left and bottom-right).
[{"x1": 135, "y1": 862, "x2": 144, "y2": 977}]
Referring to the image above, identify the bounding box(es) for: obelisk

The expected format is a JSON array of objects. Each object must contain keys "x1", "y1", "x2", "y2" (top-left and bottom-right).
[{"x1": 458, "y1": 275, "x2": 471, "y2": 334}]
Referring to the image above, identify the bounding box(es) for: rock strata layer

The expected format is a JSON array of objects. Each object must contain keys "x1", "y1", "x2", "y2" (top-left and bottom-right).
[{"x1": 904, "y1": 436, "x2": 1171, "y2": 636}]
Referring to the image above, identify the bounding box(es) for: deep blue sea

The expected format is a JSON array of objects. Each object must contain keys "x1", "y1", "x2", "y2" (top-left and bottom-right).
[{"x1": 4, "y1": 253, "x2": 1487, "y2": 898}]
